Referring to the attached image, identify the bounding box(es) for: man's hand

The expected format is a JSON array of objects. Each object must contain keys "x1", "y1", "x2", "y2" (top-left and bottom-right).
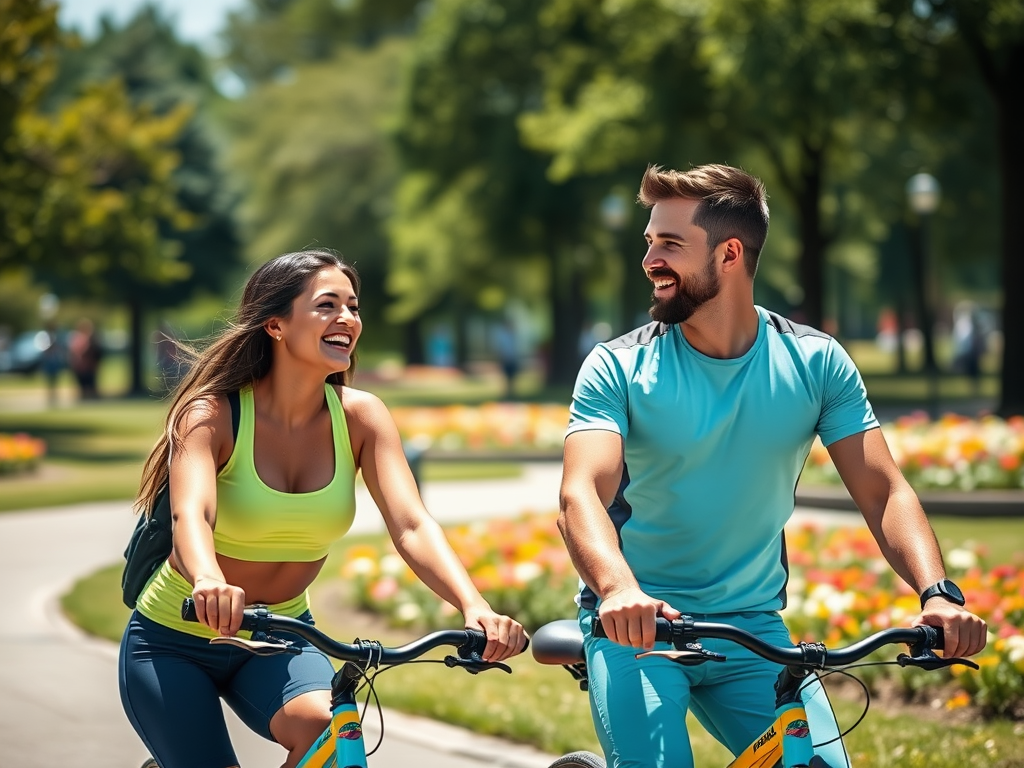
[
  {"x1": 598, "y1": 587, "x2": 681, "y2": 651},
  {"x1": 913, "y1": 600, "x2": 987, "y2": 658}
]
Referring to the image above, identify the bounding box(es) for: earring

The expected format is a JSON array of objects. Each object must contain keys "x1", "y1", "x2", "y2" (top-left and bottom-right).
[{"x1": 276, "y1": 336, "x2": 282, "y2": 341}]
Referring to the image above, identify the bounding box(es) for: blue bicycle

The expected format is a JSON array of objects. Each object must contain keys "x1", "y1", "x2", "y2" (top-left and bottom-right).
[
  {"x1": 532, "y1": 616, "x2": 978, "y2": 768},
  {"x1": 137, "y1": 598, "x2": 518, "y2": 768}
]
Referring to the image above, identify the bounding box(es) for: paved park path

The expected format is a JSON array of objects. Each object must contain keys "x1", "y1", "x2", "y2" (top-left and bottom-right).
[{"x1": 0, "y1": 463, "x2": 862, "y2": 768}]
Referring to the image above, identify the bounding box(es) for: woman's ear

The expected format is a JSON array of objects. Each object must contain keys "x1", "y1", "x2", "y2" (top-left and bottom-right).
[{"x1": 265, "y1": 318, "x2": 283, "y2": 341}]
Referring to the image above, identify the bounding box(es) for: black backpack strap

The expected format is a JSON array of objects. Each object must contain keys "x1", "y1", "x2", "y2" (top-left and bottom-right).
[{"x1": 228, "y1": 390, "x2": 240, "y2": 440}]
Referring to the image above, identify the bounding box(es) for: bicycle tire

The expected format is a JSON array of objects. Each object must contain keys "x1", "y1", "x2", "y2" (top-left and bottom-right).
[
  {"x1": 546, "y1": 751, "x2": 606, "y2": 768},
  {"x1": 139, "y1": 759, "x2": 159, "y2": 768}
]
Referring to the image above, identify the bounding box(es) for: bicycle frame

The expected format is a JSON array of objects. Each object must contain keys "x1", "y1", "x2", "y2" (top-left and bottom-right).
[
  {"x1": 294, "y1": 660, "x2": 369, "y2": 768},
  {"x1": 179, "y1": 599, "x2": 506, "y2": 768},
  {"x1": 533, "y1": 617, "x2": 971, "y2": 768}
]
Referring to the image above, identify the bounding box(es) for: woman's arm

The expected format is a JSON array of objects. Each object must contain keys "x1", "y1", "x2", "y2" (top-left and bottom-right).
[
  {"x1": 346, "y1": 388, "x2": 526, "y2": 661},
  {"x1": 169, "y1": 395, "x2": 244, "y2": 636}
]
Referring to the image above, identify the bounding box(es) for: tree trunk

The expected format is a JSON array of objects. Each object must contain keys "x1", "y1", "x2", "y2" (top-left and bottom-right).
[
  {"x1": 996, "y1": 51, "x2": 1024, "y2": 416},
  {"x1": 403, "y1": 318, "x2": 425, "y2": 366},
  {"x1": 547, "y1": 246, "x2": 586, "y2": 388},
  {"x1": 906, "y1": 217, "x2": 939, "y2": 373},
  {"x1": 795, "y1": 144, "x2": 826, "y2": 330},
  {"x1": 127, "y1": 297, "x2": 146, "y2": 396}
]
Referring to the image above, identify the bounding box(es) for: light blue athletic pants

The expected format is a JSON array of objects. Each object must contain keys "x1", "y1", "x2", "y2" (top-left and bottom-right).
[{"x1": 580, "y1": 609, "x2": 848, "y2": 768}]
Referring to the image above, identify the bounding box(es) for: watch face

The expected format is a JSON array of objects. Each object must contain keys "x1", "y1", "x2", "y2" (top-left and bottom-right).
[{"x1": 941, "y1": 580, "x2": 965, "y2": 603}]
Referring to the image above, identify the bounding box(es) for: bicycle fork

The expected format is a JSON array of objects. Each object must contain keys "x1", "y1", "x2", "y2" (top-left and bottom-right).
[
  {"x1": 295, "y1": 662, "x2": 368, "y2": 768},
  {"x1": 727, "y1": 668, "x2": 822, "y2": 768}
]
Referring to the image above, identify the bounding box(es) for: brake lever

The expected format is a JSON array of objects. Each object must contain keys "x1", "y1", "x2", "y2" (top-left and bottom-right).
[
  {"x1": 896, "y1": 649, "x2": 979, "y2": 671},
  {"x1": 444, "y1": 654, "x2": 512, "y2": 675}
]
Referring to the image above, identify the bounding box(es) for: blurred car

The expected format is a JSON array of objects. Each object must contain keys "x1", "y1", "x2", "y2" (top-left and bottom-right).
[{"x1": 0, "y1": 330, "x2": 59, "y2": 374}]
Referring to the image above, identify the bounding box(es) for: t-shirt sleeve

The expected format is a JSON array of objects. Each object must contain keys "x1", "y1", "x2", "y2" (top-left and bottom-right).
[
  {"x1": 566, "y1": 345, "x2": 629, "y2": 438},
  {"x1": 816, "y1": 338, "x2": 879, "y2": 446}
]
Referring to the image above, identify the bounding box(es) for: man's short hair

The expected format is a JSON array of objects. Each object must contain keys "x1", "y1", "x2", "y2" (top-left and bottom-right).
[{"x1": 638, "y1": 164, "x2": 770, "y2": 277}]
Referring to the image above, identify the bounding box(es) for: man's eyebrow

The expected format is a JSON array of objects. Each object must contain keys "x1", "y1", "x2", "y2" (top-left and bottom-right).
[{"x1": 645, "y1": 231, "x2": 688, "y2": 241}]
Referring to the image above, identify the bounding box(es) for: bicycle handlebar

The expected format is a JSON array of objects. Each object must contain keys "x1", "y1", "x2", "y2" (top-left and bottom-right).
[
  {"x1": 182, "y1": 598, "x2": 489, "y2": 666},
  {"x1": 593, "y1": 615, "x2": 945, "y2": 668}
]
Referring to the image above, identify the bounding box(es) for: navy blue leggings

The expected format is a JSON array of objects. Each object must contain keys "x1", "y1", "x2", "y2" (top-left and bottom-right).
[{"x1": 118, "y1": 611, "x2": 334, "y2": 768}]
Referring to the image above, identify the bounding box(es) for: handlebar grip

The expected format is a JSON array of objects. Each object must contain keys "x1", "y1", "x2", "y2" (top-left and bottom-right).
[
  {"x1": 918, "y1": 624, "x2": 943, "y2": 649},
  {"x1": 592, "y1": 616, "x2": 674, "y2": 642},
  {"x1": 181, "y1": 598, "x2": 199, "y2": 622}
]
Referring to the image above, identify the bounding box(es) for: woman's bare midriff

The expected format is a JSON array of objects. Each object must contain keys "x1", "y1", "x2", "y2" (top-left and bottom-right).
[{"x1": 170, "y1": 553, "x2": 328, "y2": 605}]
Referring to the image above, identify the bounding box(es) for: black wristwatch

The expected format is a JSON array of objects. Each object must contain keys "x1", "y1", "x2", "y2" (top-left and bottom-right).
[{"x1": 919, "y1": 579, "x2": 965, "y2": 610}]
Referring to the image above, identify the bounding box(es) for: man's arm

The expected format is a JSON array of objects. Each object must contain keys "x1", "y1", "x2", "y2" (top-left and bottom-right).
[
  {"x1": 559, "y1": 430, "x2": 680, "y2": 650},
  {"x1": 827, "y1": 428, "x2": 987, "y2": 657}
]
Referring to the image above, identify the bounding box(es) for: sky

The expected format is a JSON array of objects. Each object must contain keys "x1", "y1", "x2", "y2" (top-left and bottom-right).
[{"x1": 57, "y1": 0, "x2": 247, "y2": 47}]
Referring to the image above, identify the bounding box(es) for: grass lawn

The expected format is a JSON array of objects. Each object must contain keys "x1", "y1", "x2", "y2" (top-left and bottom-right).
[{"x1": 63, "y1": 515, "x2": 1024, "y2": 768}]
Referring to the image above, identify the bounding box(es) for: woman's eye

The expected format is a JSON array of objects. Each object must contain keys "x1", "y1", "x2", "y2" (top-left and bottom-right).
[{"x1": 349, "y1": 306, "x2": 360, "y2": 315}]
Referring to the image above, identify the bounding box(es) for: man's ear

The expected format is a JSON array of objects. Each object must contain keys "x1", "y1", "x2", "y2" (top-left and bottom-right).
[{"x1": 720, "y1": 238, "x2": 745, "y2": 272}]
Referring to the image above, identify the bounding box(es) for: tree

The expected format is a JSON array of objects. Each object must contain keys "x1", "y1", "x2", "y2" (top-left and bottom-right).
[
  {"x1": 0, "y1": 0, "x2": 59, "y2": 271},
  {"x1": 49, "y1": 5, "x2": 242, "y2": 316},
  {"x1": 908, "y1": 0, "x2": 1024, "y2": 414},
  {"x1": 222, "y1": 40, "x2": 409, "y2": 346},
  {"x1": 18, "y1": 79, "x2": 194, "y2": 394},
  {"x1": 392, "y1": 0, "x2": 633, "y2": 384}
]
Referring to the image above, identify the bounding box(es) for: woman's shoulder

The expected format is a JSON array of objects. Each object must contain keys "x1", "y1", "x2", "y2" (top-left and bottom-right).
[
  {"x1": 334, "y1": 384, "x2": 399, "y2": 433},
  {"x1": 175, "y1": 392, "x2": 233, "y2": 431}
]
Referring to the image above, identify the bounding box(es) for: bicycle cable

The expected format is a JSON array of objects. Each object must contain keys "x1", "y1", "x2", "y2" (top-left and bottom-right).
[
  {"x1": 795, "y1": 657, "x2": 919, "y2": 767},
  {"x1": 353, "y1": 658, "x2": 454, "y2": 757}
]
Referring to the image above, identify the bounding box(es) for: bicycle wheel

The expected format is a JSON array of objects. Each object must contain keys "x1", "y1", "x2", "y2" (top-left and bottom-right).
[
  {"x1": 547, "y1": 751, "x2": 606, "y2": 768},
  {"x1": 139, "y1": 759, "x2": 159, "y2": 768}
]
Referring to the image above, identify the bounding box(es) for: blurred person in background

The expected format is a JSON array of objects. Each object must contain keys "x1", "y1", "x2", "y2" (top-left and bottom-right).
[
  {"x1": 40, "y1": 321, "x2": 67, "y2": 405},
  {"x1": 68, "y1": 318, "x2": 103, "y2": 399},
  {"x1": 494, "y1": 316, "x2": 520, "y2": 400},
  {"x1": 951, "y1": 301, "x2": 987, "y2": 395},
  {"x1": 119, "y1": 248, "x2": 527, "y2": 768}
]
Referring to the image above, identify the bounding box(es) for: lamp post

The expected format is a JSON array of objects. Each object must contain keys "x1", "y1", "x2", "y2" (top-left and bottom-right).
[
  {"x1": 906, "y1": 172, "x2": 941, "y2": 418},
  {"x1": 601, "y1": 191, "x2": 630, "y2": 333}
]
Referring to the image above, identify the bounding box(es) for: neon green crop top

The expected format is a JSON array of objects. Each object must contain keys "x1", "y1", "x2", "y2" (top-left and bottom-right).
[{"x1": 213, "y1": 384, "x2": 357, "y2": 562}]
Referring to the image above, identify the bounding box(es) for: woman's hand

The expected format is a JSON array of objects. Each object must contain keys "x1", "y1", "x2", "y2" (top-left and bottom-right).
[
  {"x1": 464, "y1": 605, "x2": 529, "y2": 663},
  {"x1": 191, "y1": 576, "x2": 246, "y2": 636}
]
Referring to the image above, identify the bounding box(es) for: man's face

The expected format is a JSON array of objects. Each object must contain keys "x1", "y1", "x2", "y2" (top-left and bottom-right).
[{"x1": 642, "y1": 198, "x2": 721, "y2": 324}]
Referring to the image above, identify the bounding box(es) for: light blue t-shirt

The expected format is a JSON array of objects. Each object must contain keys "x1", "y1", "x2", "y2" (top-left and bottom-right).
[{"x1": 566, "y1": 307, "x2": 878, "y2": 614}]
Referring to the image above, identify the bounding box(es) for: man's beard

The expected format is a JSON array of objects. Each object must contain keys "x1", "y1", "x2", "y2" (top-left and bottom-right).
[{"x1": 649, "y1": 254, "x2": 721, "y2": 324}]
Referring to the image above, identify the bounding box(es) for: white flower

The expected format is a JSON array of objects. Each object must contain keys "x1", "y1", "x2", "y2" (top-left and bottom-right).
[
  {"x1": 379, "y1": 554, "x2": 404, "y2": 576},
  {"x1": 1004, "y1": 635, "x2": 1024, "y2": 664},
  {"x1": 513, "y1": 561, "x2": 543, "y2": 583},
  {"x1": 347, "y1": 557, "x2": 376, "y2": 576},
  {"x1": 395, "y1": 603, "x2": 422, "y2": 623},
  {"x1": 947, "y1": 548, "x2": 977, "y2": 571}
]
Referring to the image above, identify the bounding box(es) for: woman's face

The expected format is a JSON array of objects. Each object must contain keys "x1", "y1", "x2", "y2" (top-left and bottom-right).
[{"x1": 274, "y1": 265, "x2": 361, "y2": 373}]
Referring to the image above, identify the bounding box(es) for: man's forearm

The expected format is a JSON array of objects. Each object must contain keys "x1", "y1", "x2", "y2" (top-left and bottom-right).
[
  {"x1": 866, "y1": 484, "x2": 946, "y2": 595},
  {"x1": 557, "y1": 499, "x2": 638, "y2": 600}
]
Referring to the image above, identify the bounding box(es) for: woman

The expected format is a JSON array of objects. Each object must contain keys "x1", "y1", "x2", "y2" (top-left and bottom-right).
[{"x1": 119, "y1": 249, "x2": 527, "y2": 768}]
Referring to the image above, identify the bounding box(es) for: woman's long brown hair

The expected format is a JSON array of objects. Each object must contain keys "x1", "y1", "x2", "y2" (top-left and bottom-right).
[{"x1": 135, "y1": 249, "x2": 361, "y2": 516}]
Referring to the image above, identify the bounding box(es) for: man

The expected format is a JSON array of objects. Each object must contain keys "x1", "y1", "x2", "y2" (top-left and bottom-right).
[{"x1": 558, "y1": 163, "x2": 987, "y2": 768}]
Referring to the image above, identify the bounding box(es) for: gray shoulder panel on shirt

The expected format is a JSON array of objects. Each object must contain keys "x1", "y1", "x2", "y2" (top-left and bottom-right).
[
  {"x1": 764, "y1": 310, "x2": 830, "y2": 341},
  {"x1": 603, "y1": 322, "x2": 672, "y2": 351}
]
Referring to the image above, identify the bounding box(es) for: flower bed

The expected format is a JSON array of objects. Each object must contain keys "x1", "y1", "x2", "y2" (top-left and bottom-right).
[
  {"x1": 390, "y1": 403, "x2": 569, "y2": 453},
  {"x1": 805, "y1": 413, "x2": 1024, "y2": 491},
  {"x1": 340, "y1": 514, "x2": 1024, "y2": 717},
  {"x1": 390, "y1": 406, "x2": 1024, "y2": 492},
  {"x1": 0, "y1": 433, "x2": 46, "y2": 475}
]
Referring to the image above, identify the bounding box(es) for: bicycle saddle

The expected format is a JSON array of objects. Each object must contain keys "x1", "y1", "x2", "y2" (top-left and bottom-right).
[{"x1": 532, "y1": 619, "x2": 585, "y2": 665}]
